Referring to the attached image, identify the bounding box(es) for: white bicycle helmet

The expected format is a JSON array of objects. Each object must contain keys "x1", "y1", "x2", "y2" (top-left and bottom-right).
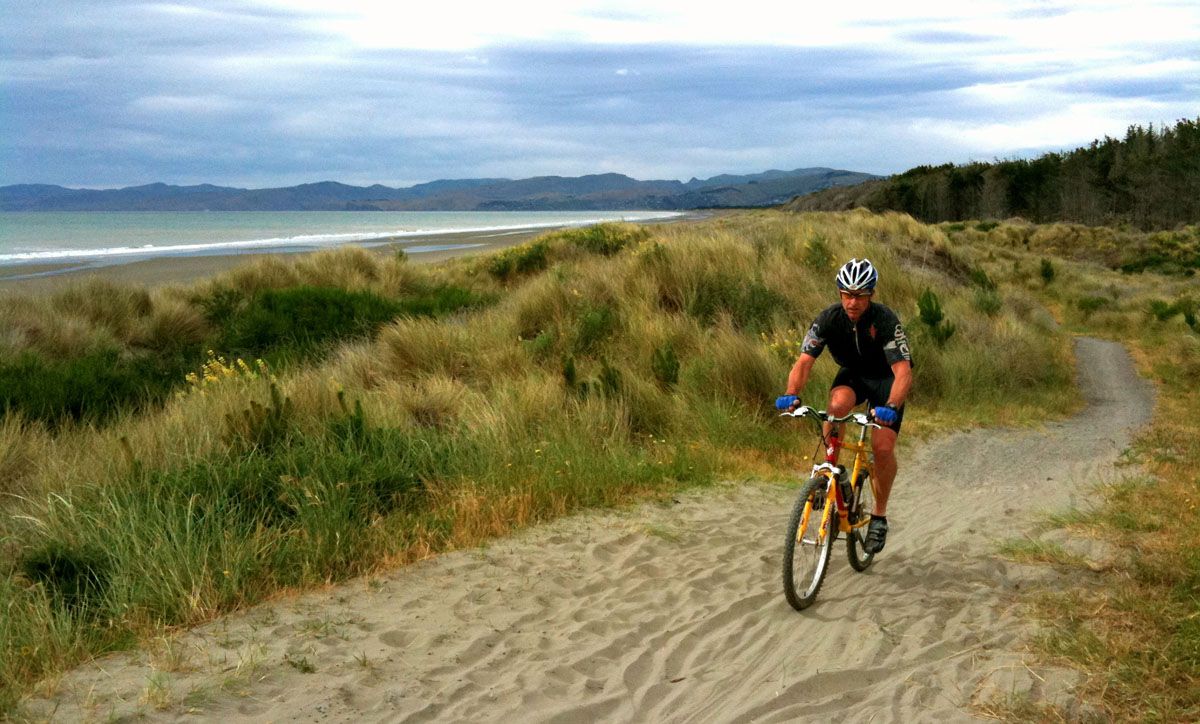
[{"x1": 835, "y1": 258, "x2": 878, "y2": 292}]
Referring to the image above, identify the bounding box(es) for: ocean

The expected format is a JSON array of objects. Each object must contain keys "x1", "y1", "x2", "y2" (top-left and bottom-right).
[{"x1": 0, "y1": 210, "x2": 681, "y2": 266}]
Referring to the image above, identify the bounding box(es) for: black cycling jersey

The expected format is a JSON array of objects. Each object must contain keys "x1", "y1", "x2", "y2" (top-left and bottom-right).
[{"x1": 800, "y1": 302, "x2": 913, "y2": 378}]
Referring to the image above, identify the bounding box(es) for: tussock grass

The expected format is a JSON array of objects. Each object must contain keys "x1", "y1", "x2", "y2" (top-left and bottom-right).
[
  {"x1": 0, "y1": 211, "x2": 1080, "y2": 715},
  {"x1": 956, "y1": 226, "x2": 1200, "y2": 723}
]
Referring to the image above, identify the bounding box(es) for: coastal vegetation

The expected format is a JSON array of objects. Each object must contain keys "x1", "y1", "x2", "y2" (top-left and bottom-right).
[
  {"x1": 983, "y1": 230, "x2": 1200, "y2": 723},
  {"x1": 787, "y1": 117, "x2": 1200, "y2": 231},
  {"x1": 0, "y1": 210, "x2": 1195, "y2": 721}
]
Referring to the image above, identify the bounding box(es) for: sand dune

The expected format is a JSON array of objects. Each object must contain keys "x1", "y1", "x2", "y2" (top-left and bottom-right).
[{"x1": 26, "y1": 337, "x2": 1152, "y2": 722}]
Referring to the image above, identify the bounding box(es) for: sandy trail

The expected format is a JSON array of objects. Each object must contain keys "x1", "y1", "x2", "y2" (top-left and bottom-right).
[{"x1": 28, "y1": 338, "x2": 1153, "y2": 723}]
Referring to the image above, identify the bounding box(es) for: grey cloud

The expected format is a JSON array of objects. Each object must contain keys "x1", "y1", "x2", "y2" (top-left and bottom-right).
[{"x1": 2, "y1": 3, "x2": 1197, "y2": 187}]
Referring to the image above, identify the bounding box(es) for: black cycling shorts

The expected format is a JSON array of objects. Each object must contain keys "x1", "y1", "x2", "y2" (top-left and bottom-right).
[{"x1": 831, "y1": 367, "x2": 904, "y2": 434}]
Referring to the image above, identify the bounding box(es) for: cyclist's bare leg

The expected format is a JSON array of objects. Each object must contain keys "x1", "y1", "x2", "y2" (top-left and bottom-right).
[
  {"x1": 870, "y1": 426, "x2": 898, "y2": 516},
  {"x1": 824, "y1": 386, "x2": 857, "y2": 447}
]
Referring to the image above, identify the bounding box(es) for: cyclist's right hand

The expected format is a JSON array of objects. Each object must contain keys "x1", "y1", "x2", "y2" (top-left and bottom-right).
[{"x1": 775, "y1": 394, "x2": 800, "y2": 411}]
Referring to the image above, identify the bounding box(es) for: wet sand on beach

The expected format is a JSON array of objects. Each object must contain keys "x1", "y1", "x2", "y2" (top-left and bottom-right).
[
  {"x1": 0, "y1": 226, "x2": 553, "y2": 296},
  {"x1": 0, "y1": 212, "x2": 719, "y2": 296}
]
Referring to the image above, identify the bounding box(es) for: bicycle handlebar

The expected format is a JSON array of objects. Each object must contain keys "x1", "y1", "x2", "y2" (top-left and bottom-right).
[{"x1": 779, "y1": 405, "x2": 882, "y2": 429}]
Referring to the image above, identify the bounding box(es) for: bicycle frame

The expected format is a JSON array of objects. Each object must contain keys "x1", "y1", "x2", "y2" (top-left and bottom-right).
[
  {"x1": 788, "y1": 407, "x2": 878, "y2": 535},
  {"x1": 780, "y1": 405, "x2": 882, "y2": 610}
]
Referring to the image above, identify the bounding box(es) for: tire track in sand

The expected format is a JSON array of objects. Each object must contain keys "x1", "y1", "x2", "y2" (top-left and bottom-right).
[{"x1": 27, "y1": 338, "x2": 1153, "y2": 723}]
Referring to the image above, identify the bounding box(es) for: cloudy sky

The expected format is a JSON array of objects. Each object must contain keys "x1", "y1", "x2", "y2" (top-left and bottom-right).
[{"x1": 2, "y1": 0, "x2": 1197, "y2": 189}]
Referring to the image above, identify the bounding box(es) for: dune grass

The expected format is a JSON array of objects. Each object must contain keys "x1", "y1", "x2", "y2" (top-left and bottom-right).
[
  {"x1": 0, "y1": 212, "x2": 1081, "y2": 716},
  {"x1": 958, "y1": 227, "x2": 1199, "y2": 724}
]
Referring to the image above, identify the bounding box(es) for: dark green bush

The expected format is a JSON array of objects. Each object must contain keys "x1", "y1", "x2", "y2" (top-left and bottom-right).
[
  {"x1": 917, "y1": 289, "x2": 956, "y2": 346},
  {"x1": 562, "y1": 355, "x2": 578, "y2": 389},
  {"x1": 195, "y1": 286, "x2": 245, "y2": 326},
  {"x1": 222, "y1": 383, "x2": 294, "y2": 454},
  {"x1": 1077, "y1": 295, "x2": 1111, "y2": 318},
  {"x1": 214, "y1": 286, "x2": 402, "y2": 357},
  {"x1": 488, "y1": 241, "x2": 550, "y2": 280},
  {"x1": 969, "y1": 267, "x2": 996, "y2": 290},
  {"x1": 598, "y1": 358, "x2": 622, "y2": 396},
  {"x1": 561, "y1": 224, "x2": 648, "y2": 256},
  {"x1": 802, "y1": 234, "x2": 834, "y2": 270},
  {"x1": 0, "y1": 349, "x2": 189, "y2": 426},
  {"x1": 686, "y1": 274, "x2": 785, "y2": 333},
  {"x1": 1040, "y1": 258, "x2": 1056, "y2": 284},
  {"x1": 20, "y1": 542, "x2": 111, "y2": 615},
  {"x1": 975, "y1": 221, "x2": 1000, "y2": 232},
  {"x1": 972, "y1": 289, "x2": 1003, "y2": 316},
  {"x1": 651, "y1": 342, "x2": 679, "y2": 389},
  {"x1": 574, "y1": 304, "x2": 618, "y2": 354},
  {"x1": 214, "y1": 285, "x2": 489, "y2": 360},
  {"x1": 394, "y1": 285, "x2": 493, "y2": 318},
  {"x1": 1149, "y1": 299, "x2": 1180, "y2": 322}
]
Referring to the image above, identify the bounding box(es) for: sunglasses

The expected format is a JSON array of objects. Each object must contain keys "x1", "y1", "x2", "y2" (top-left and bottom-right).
[{"x1": 839, "y1": 290, "x2": 873, "y2": 299}]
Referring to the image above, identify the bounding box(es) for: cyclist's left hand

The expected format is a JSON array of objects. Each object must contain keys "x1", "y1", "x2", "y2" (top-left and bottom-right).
[{"x1": 873, "y1": 405, "x2": 898, "y2": 425}]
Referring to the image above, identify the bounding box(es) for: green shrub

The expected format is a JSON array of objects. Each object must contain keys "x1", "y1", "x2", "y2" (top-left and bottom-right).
[
  {"x1": 917, "y1": 289, "x2": 956, "y2": 346},
  {"x1": 561, "y1": 224, "x2": 647, "y2": 256},
  {"x1": 214, "y1": 285, "x2": 488, "y2": 362},
  {"x1": 562, "y1": 354, "x2": 578, "y2": 389},
  {"x1": 528, "y1": 330, "x2": 556, "y2": 359},
  {"x1": 598, "y1": 358, "x2": 622, "y2": 396},
  {"x1": 215, "y1": 286, "x2": 402, "y2": 357},
  {"x1": 1149, "y1": 299, "x2": 1180, "y2": 322},
  {"x1": 574, "y1": 304, "x2": 619, "y2": 354},
  {"x1": 19, "y1": 542, "x2": 111, "y2": 616},
  {"x1": 0, "y1": 349, "x2": 189, "y2": 426},
  {"x1": 944, "y1": 222, "x2": 967, "y2": 233},
  {"x1": 395, "y1": 285, "x2": 494, "y2": 318},
  {"x1": 651, "y1": 342, "x2": 680, "y2": 389},
  {"x1": 686, "y1": 274, "x2": 785, "y2": 333},
  {"x1": 222, "y1": 383, "x2": 294, "y2": 454},
  {"x1": 975, "y1": 221, "x2": 1000, "y2": 232},
  {"x1": 969, "y1": 267, "x2": 996, "y2": 290},
  {"x1": 802, "y1": 233, "x2": 834, "y2": 270},
  {"x1": 917, "y1": 288, "x2": 945, "y2": 327},
  {"x1": 972, "y1": 289, "x2": 1003, "y2": 316},
  {"x1": 1077, "y1": 295, "x2": 1111, "y2": 318},
  {"x1": 195, "y1": 286, "x2": 245, "y2": 326},
  {"x1": 488, "y1": 241, "x2": 549, "y2": 280},
  {"x1": 1040, "y1": 258, "x2": 1056, "y2": 284}
]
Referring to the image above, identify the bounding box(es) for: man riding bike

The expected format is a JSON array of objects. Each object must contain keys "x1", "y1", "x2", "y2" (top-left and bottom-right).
[{"x1": 775, "y1": 258, "x2": 913, "y2": 554}]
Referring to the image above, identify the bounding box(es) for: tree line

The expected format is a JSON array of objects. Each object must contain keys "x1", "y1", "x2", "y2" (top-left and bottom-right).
[{"x1": 792, "y1": 118, "x2": 1200, "y2": 230}]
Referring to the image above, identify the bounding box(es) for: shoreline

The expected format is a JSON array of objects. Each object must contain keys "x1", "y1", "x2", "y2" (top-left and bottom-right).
[{"x1": 0, "y1": 212, "x2": 712, "y2": 296}]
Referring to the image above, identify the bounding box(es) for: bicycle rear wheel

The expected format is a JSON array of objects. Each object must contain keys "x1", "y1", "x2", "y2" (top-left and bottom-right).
[
  {"x1": 846, "y1": 470, "x2": 875, "y2": 572},
  {"x1": 782, "y1": 476, "x2": 836, "y2": 610}
]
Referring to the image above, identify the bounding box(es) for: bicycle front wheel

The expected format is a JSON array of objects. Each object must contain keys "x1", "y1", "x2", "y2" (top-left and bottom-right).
[
  {"x1": 847, "y1": 470, "x2": 875, "y2": 572},
  {"x1": 782, "y1": 476, "x2": 836, "y2": 611}
]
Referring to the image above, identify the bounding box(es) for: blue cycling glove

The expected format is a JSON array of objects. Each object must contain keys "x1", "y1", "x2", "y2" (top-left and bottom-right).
[
  {"x1": 775, "y1": 395, "x2": 799, "y2": 410},
  {"x1": 873, "y1": 405, "x2": 898, "y2": 424}
]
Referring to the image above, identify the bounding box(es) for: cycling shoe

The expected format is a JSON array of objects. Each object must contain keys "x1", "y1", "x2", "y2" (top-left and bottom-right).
[{"x1": 864, "y1": 517, "x2": 888, "y2": 554}]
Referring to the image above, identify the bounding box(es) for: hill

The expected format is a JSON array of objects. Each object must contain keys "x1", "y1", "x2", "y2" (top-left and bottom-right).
[
  {"x1": 1, "y1": 168, "x2": 878, "y2": 212},
  {"x1": 785, "y1": 118, "x2": 1200, "y2": 230}
]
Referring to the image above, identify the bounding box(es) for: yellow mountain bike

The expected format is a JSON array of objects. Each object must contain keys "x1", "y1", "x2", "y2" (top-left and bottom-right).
[{"x1": 779, "y1": 406, "x2": 882, "y2": 610}]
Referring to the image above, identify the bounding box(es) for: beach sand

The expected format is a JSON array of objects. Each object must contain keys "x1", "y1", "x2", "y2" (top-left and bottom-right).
[
  {"x1": 0, "y1": 228, "x2": 551, "y2": 296},
  {"x1": 0, "y1": 212, "x2": 711, "y2": 296},
  {"x1": 21, "y1": 338, "x2": 1152, "y2": 722}
]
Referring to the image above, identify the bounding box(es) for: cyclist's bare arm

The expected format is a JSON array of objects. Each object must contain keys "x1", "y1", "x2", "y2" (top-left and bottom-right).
[
  {"x1": 786, "y1": 353, "x2": 818, "y2": 397},
  {"x1": 886, "y1": 360, "x2": 912, "y2": 408}
]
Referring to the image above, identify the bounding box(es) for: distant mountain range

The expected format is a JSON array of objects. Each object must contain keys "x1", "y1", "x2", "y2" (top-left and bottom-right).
[{"x1": 0, "y1": 168, "x2": 878, "y2": 212}]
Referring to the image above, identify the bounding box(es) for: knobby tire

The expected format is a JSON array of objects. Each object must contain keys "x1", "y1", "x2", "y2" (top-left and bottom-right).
[
  {"x1": 846, "y1": 470, "x2": 875, "y2": 572},
  {"x1": 782, "y1": 476, "x2": 836, "y2": 611}
]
